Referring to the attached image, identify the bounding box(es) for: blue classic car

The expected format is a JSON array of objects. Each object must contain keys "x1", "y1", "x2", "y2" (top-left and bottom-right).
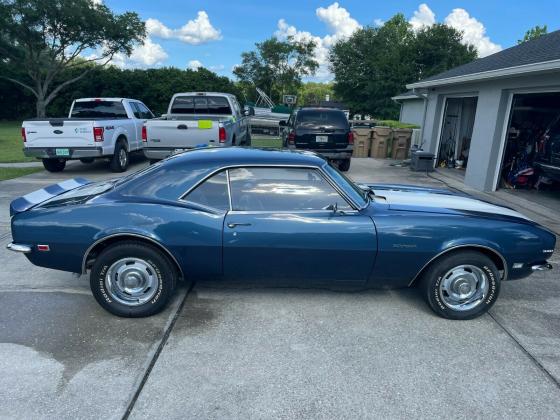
[{"x1": 7, "y1": 148, "x2": 556, "y2": 319}]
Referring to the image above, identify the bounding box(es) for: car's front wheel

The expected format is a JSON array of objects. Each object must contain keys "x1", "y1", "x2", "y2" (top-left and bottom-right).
[
  {"x1": 90, "y1": 241, "x2": 176, "y2": 317},
  {"x1": 420, "y1": 251, "x2": 500, "y2": 320}
]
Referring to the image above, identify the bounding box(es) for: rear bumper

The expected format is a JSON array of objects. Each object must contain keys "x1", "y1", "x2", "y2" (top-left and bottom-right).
[
  {"x1": 24, "y1": 147, "x2": 104, "y2": 159},
  {"x1": 287, "y1": 146, "x2": 353, "y2": 160},
  {"x1": 143, "y1": 147, "x2": 181, "y2": 160},
  {"x1": 6, "y1": 243, "x2": 32, "y2": 253}
]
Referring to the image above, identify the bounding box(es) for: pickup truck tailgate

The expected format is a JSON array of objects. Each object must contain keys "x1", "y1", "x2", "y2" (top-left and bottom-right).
[
  {"x1": 146, "y1": 119, "x2": 220, "y2": 149},
  {"x1": 24, "y1": 120, "x2": 95, "y2": 148}
]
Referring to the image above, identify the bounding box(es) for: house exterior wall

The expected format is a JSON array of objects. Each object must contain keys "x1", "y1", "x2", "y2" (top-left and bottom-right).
[
  {"x1": 398, "y1": 99, "x2": 425, "y2": 127},
  {"x1": 420, "y1": 71, "x2": 560, "y2": 191}
]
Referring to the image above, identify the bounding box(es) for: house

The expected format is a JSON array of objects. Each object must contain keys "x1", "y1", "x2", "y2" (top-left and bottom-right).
[{"x1": 397, "y1": 30, "x2": 560, "y2": 195}]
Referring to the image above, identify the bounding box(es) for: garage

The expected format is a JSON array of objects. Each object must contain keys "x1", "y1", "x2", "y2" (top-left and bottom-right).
[{"x1": 498, "y1": 92, "x2": 560, "y2": 205}]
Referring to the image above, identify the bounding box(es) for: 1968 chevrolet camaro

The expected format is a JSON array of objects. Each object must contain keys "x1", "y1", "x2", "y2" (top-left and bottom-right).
[{"x1": 7, "y1": 148, "x2": 556, "y2": 319}]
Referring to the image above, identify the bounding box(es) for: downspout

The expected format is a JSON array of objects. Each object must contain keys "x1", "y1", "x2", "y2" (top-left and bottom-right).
[{"x1": 412, "y1": 88, "x2": 428, "y2": 150}]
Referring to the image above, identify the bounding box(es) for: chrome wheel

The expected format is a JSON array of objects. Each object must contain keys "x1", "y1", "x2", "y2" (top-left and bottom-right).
[
  {"x1": 439, "y1": 264, "x2": 489, "y2": 311},
  {"x1": 119, "y1": 148, "x2": 128, "y2": 168},
  {"x1": 105, "y1": 258, "x2": 158, "y2": 306}
]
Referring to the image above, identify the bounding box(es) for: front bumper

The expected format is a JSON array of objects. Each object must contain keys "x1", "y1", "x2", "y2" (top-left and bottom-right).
[
  {"x1": 24, "y1": 147, "x2": 104, "y2": 159},
  {"x1": 509, "y1": 260, "x2": 554, "y2": 279},
  {"x1": 6, "y1": 242, "x2": 32, "y2": 253},
  {"x1": 531, "y1": 263, "x2": 553, "y2": 271}
]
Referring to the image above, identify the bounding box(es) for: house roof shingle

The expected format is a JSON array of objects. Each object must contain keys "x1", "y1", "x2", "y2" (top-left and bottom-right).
[{"x1": 409, "y1": 30, "x2": 560, "y2": 87}]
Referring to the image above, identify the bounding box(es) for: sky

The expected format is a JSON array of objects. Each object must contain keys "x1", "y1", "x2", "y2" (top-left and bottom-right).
[{"x1": 97, "y1": 0, "x2": 559, "y2": 82}]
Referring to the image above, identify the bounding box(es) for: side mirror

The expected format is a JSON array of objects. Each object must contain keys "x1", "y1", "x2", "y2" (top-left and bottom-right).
[
  {"x1": 243, "y1": 109, "x2": 250, "y2": 116},
  {"x1": 279, "y1": 120, "x2": 287, "y2": 127}
]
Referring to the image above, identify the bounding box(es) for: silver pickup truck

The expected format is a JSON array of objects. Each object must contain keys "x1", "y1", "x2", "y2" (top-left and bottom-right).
[
  {"x1": 22, "y1": 98, "x2": 154, "y2": 172},
  {"x1": 142, "y1": 92, "x2": 250, "y2": 161}
]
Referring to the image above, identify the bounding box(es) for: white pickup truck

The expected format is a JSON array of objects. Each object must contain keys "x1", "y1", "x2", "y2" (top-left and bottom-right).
[
  {"x1": 142, "y1": 92, "x2": 250, "y2": 161},
  {"x1": 22, "y1": 98, "x2": 154, "y2": 172}
]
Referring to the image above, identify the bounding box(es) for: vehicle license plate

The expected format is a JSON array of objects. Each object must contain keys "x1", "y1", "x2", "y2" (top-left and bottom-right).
[
  {"x1": 55, "y1": 148, "x2": 70, "y2": 156},
  {"x1": 316, "y1": 135, "x2": 328, "y2": 142}
]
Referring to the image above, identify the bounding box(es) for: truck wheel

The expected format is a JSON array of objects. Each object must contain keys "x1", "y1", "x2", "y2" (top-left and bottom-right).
[
  {"x1": 80, "y1": 158, "x2": 94, "y2": 164},
  {"x1": 42, "y1": 158, "x2": 66, "y2": 172},
  {"x1": 339, "y1": 159, "x2": 351, "y2": 172},
  {"x1": 110, "y1": 140, "x2": 129, "y2": 172},
  {"x1": 90, "y1": 241, "x2": 176, "y2": 317}
]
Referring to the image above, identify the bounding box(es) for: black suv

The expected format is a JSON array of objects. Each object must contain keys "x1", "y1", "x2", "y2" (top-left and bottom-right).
[{"x1": 280, "y1": 108, "x2": 353, "y2": 171}]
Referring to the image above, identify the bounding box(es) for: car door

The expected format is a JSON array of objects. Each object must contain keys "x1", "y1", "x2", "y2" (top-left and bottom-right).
[
  {"x1": 128, "y1": 102, "x2": 144, "y2": 150},
  {"x1": 222, "y1": 166, "x2": 377, "y2": 284}
]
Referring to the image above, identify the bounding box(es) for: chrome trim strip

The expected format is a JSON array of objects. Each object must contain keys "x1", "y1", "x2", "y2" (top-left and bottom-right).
[
  {"x1": 408, "y1": 244, "x2": 509, "y2": 286},
  {"x1": 81, "y1": 233, "x2": 184, "y2": 277},
  {"x1": 226, "y1": 169, "x2": 233, "y2": 211},
  {"x1": 531, "y1": 263, "x2": 553, "y2": 271},
  {"x1": 6, "y1": 243, "x2": 32, "y2": 253},
  {"x1": 177, "y1": 163, "x2": 360, "y2": 210}
]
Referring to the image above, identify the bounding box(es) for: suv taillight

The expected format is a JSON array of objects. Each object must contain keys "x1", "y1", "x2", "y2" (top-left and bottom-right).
[
  {"x1": 348, "y1": 131, "x2": 354, "y2": 145},
  {"x1": 93, "y1": 127, "x2": 104, "y2": 142},
  {"x1": 287, "y1": 130, "x2": 295, "y2": 145},
  {"x1": 21, "y1": 127, "x2": 26, "y2": 143},
  {"x1": 219, "y1": 127, "x2": 226, "y2": 143},
  {"x1": 142, "y1": 125, "x2": 147, "y2": 142}
]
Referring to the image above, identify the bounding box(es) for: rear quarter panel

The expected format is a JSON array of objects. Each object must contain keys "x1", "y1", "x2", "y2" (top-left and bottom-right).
[{"x1": 11, "y1": 202, "x2": 224, "y2": 277}]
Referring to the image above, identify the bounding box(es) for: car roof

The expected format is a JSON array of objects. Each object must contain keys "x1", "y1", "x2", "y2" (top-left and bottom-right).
[{"x1": 165, "y1": 147, "x2": 326, "y2": 168}]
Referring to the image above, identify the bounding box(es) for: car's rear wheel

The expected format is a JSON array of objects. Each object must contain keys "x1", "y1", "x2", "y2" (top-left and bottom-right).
[
  {"x1": 339, "y1": 159, "x2": 351, "y2": 172},
  {"x1": 90, "y1": 241, "x2": 176, "y2": 317},
  {"x1": 42, "y1": 158, "x2": 66, "y2": 172},
  {"x1": 420, "y1": 251, "x2": 500, "y2": 320},
  {"x1": 110, "y1": 140, "x2": 129, "y2": 172}
]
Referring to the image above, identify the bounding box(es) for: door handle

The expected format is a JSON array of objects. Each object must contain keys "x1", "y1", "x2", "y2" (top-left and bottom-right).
[
  {"x1": 227, "y1": 222, "x2": 252, "y2": 228},
  {"x1": 177, "y1": 124, "x2": 188, "y2": 130}
]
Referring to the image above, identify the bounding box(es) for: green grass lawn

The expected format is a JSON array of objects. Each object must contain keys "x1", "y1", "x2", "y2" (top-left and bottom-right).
[
  {"x1": 251, "y1": 137, "x2": 282, "y2": 148},
  {"x1": 0, "y1": 121, "x2": 36, "y2": 163},
  {"x1": 0, "y1": 166, "x2": 43, "y2": 181}
]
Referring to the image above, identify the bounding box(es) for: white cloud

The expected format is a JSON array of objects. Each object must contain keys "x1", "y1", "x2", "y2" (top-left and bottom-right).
[
  {"x1": 444, "y1": 8, "x2": 501, "y2": 57},
  {"x1": 146, "y1": 11, "x2": 222, "y2": 45},
  {"x1": 409, "y1": 3, "x2": 436, "y2": 31},
  {"x1": 187, "y1": 59, "x2": 203, "y2": 70},
  {"x1": 408, "y1": 4, "x2": 501, "y2": 57},
  {"x1": 374, "y1": 18, "x2": 385, "y2": 27},
  {"x1": 275, "y1": 2, "x2": 361, "y2": 81},
  {"x1": 90, "y1": 0, "x2": 102, "y2": 5},
  {"x1": 89, "y1": 37, "x2": 168, "y2": 69}
]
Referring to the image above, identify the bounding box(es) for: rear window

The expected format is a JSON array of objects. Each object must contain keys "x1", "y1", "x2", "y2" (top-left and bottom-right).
[
  {"x1": 170, "y1": 96, "x2": 232, "y2": 115},
  {"x1": 71, "y1": 101, "x2": 128, "y2": 118},
  {"x1": 296, "y1": 110, "x2": 348, "y2": 128}
]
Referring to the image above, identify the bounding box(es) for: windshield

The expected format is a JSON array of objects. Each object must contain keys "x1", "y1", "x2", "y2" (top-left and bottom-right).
[
  {"x1": 40, "y1": 180, "x2": 116, "y2": 208},
  {"x1": 296, "y1": 110, "x2": 349, "y2": 129},
  {"x1": 322, "y1": 163, "x2": 368, "y2": 207},
  {"x1": 71, "y1": 101, "x2": 128, "y2": 118}
]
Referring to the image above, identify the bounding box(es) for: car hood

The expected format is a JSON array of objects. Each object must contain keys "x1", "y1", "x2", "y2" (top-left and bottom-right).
[{"x1": 368, "y1": 184, "x2": 533, "y2": 222}]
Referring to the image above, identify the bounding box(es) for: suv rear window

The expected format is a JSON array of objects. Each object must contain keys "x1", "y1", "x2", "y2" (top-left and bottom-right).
[
  {"x1": 296, "y1": 110, "x2": 348, "y2": 128},
  {"x1": 71, "y1": 101, "x2": 128, "y2": 118},
  {"x1": 170, "y1": 96, "x2": 232, "y2": 115}
]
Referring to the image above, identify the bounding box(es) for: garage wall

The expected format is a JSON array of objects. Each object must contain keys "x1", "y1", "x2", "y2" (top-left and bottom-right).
[
  {"x1": 420, "y1": 71, "x2": 560, "y2": 191},
  {"x1": 399, "y1": 99, "x2": 425, "y2": 127}
]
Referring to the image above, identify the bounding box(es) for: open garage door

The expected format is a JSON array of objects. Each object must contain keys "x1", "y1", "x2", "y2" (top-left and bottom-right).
[{"x1": 498, "y1": 92, "x2": 560, "y2": 208}]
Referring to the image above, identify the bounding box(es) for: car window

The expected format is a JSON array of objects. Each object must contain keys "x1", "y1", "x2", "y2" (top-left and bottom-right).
[
  {"x1": 184, "y1": 171, "x2": 230, "y2": 211},
  {"x1": 170, "y1": 96, "x2": 232, "y2": 115},
  {"x1": 137, "y1": 102, "x2": 154, "y2": 119},
  {"x1": 296, "y1": 110, "x2": 349, "y2": 129},
  {"x1": 228, "y1": 167, "x2": 351, "y2": 211},
  {"x1": 131, "y1": 102, "x2": 143, "y2": 119},
  {"x1": 71, "y1": 101, "x2": 128, "y2": 118}
]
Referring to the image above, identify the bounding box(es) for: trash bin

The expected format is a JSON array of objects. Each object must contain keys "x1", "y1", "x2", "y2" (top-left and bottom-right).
[
  {"x1": 392, "y1": 128, "x2": 413, "y2": 160},
  {"x1": 371, "y1": 126, "x2": 391, "y2": 158},
  {"x1": 352, "y1": 128, "x2": 372, "y2": 158},
  {"x1": 410, "y1": 150, "x2": 435, "y2": 172}
]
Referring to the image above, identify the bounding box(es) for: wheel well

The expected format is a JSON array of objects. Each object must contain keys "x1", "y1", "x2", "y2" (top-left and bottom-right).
[
  {"x1": 117, "y1": 134, "x2": 128, "y2": 151},
  {"x1": 409, "y1": 245, "x2": 506, "y2": 287},
  {"x1": 83, "y1": 234, "x2": 183, "y2": 280}
]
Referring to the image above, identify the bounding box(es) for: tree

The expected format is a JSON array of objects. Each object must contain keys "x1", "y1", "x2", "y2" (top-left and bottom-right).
[
  {"x1": 329, "y1": 15, "x2": 477, "y2": 119},
  {"x1": 518, "y1": 25, "x2": 548, "y2": 44},
  {"x1": 0, "y1": 0, "x2": 145, "y2": 117},
  {"x1": 233, "y1": 37, "x2": 318, "y2": 104},
  {"x1": 298, "y1": 82, "x2": 334, "y2": 106}
]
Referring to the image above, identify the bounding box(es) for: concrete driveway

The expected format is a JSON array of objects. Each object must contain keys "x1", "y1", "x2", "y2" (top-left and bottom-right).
[{"x1": 1, "y1": 156, "x2": 559, "y2": 419}]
